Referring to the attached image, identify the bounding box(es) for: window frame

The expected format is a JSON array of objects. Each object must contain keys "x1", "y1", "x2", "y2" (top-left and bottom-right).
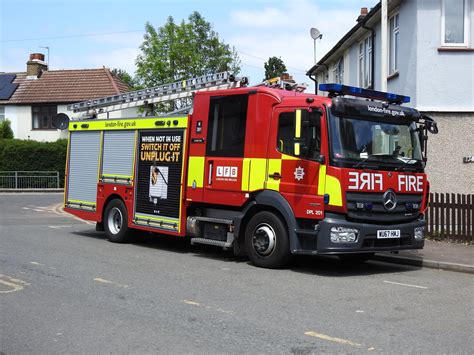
[
  {"x1": 441, "y1": 0, "x2": 470, "y2": 47},
  {"x1": 31, "y1": 104, "x2": 58, "y2": 131},
  {"x1": 358, "y1": 35, "x2": 372, "y2": 88},
  {"x1": 333, "y1": 57, "x2": 344, "y2": 84},
  {"x1": 205, "y1": 94, "x2": 248, "y2": 158},
  {"x1": 389, "y1": 13, "x2": 400, "y2": 75},
  {"x1": 276, "y1": 109, "x2": 321, "y2": 162},
  {"x1": 0, "y1": 106, "x2": 5, "y2": 122}
]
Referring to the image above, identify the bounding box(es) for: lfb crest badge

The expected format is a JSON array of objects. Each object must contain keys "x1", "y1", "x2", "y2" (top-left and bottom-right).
[{"x1": 294, "y1": 166, "x2": 305, "y2": 181}]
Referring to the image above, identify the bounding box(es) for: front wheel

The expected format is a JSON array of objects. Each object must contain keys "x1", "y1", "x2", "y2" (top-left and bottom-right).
[
  {"x1": 104, "y1": 199, "x2": 133, "y2": 243},
  {"x1": 245, "y1": 211, "x2": 291, "y2": 269}
]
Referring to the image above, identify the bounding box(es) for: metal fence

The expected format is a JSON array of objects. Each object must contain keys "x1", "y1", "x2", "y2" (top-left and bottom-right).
[
  {"x1": 426, "y1": 192, "x2": 473, "y2": 244},
  {"x1": 0, "y1": 171, "x2": 60, "y2": 189}
]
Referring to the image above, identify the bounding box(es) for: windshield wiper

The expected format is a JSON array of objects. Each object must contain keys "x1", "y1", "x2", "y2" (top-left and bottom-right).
[
  {"x1": 395, "y1": 157, "x2": 422, "y2": 171},
  {"x1": 353, "y1": 155, "x2": 382, "y2": 169}
]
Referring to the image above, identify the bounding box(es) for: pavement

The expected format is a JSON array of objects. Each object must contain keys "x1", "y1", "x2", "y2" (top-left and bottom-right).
[{"x1": 374, "y1": 240, "x2": 474, "y2": 274}]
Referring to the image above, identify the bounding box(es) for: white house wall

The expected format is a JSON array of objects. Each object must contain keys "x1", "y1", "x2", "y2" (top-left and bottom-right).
[{"x1": 415, "y1": 0, "x2": 474, "y2": 111}]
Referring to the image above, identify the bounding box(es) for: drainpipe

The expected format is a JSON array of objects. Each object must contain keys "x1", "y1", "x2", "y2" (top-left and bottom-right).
[
  {"x1": 362, "y1": 23, "x2": 375, "y2": 90},
  {"x1": 308, "y1": 72, "x2": 318, "y2": 95},
  {"x1": 381, "y1": 0, "x2": 388, "y2": 91}
]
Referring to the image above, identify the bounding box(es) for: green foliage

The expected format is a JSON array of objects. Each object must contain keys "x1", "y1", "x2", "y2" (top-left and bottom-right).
[
  {"x1": 136, "y1": 12, "x2": 240, "y2": 89},
  {"x1": 0, "y1": 139, "x2": 68, "y2": 187},
  {"x1": 264, "y1": 57, "x2": 288, "y2": 80},
  {"x1": 111, "y1": 68, "x2": 140, "y2": 89},
  {"x1": 0, "y1": 119, "x2": 14, "y2": 139}
]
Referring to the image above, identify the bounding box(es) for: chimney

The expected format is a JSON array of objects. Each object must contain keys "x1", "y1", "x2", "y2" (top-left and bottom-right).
[
  {"x1": 357, "y1": 7, "x2": 369, "y2": 22},
  {"x1": 26, "y1": 53, "x2": 48, "y2": 79}
]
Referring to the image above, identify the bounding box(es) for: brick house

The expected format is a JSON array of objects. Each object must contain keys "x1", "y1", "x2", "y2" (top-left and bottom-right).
[{"x1": 0, "y1": 53, "x2": 135, "y2": 141}]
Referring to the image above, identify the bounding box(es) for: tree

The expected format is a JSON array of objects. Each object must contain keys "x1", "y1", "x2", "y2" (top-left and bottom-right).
[
  {"x1": 0, "y1": 119, "x2": 14, "y2": 139},
  {"x1": 111, "y1": 68, "x2": 138, "y2": 89},
  {"x1": 135, "y1": 12, "x2": 240, "y2": 90},
  {"x1": 264, "y1": 57, "x2": 287, "y2": 80}
]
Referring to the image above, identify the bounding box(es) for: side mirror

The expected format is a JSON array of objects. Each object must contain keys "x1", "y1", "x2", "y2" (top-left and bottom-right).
[{"x1": 426, "y1": 120, "x2": 438, "y2": 134}]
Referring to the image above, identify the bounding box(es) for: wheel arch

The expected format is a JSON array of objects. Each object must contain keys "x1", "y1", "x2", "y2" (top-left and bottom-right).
[{"x1": 235, "y1": 190, "x2": 299, "y2": 253}]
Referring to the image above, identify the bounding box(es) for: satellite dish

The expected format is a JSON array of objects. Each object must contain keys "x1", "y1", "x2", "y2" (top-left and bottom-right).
[
  {"x1": 52, "y1": 113, "x2": 70, "y2": 130},
  {"x1": 310, "y1": 28, "x2": 321, "y2": 39}
]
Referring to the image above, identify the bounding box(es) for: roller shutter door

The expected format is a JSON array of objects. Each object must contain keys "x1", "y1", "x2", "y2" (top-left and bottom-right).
[
  {"x1": 67, "y1": 131, "x2": 101, "y2": 210},
  {"x1": 101, "y1": 130, "x2": 135, "y2": 183}
]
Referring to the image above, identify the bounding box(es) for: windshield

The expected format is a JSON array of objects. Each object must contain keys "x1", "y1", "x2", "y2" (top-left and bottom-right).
[{"x1": 328, "y1": 114, "x2": 423, "y2": 170}]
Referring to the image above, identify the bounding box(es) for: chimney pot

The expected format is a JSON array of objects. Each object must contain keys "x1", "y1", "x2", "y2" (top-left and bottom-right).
[{"x1": 361, "y1": 7, "x2": 368, "y2": 15}]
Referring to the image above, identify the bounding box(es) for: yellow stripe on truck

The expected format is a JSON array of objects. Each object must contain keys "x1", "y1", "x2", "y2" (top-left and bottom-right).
[
  {"x1": 325, "y1": 175, "x2": 342, "y2": 206},
  {"x1": 266, "y1": 158, "x2": 281, "y2": 191},
  {"x1": 248, "y1": 158, "x2": 266, "y2": 191},
  {"x1": 187, "y1": 156, "x2": 205, "y2": 188}
]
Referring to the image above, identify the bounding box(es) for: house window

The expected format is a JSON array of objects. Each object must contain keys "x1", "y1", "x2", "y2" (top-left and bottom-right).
[
  {"x1": 0, "y1": 106, "x2": 5, "y2": 122},
  {"x1": 389, "y1": 13, "x2": 400, "y2": 74},
  {"x1": 442, "y1": 0, "x2": 469, "y2": 46},
  {"x1": 333, "y1": 57, "x2": 344, "y2": 84},
  {"x1": 206, "y1": 94, "x2": 248, "y2": 157},
  {"x1": 358, "y1": 36, "x2": 372, "y2": 88},
  {"x1": 32, "y1": 105, "x2": 57, "y2": 130}
]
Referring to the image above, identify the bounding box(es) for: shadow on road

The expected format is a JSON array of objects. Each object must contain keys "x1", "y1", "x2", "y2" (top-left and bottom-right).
[{"x1": 71, "y1": 228, "x2": 420, "y2": 277}]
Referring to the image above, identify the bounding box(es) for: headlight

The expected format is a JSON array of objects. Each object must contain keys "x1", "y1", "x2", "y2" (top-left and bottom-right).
[
  {"x1": 330, "y1": 227, "x2": 359, "y2": 243},
  {"x1": 414, "y1": 226, "x2": 425, "y2": 240}
]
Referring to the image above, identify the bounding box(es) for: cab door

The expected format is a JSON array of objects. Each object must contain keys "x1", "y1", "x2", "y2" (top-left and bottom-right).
[{"x1": 267, "y1": 107, "x2": 326, "y2": 219}]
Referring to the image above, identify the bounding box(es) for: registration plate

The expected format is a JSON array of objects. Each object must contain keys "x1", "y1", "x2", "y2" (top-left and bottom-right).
[{"x1": 377, "y1": 229, "x2": 401, "y2": 239}]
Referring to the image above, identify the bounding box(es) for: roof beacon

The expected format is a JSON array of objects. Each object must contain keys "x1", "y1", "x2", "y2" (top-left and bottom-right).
[{"x1": 319, "y1": 83, "x2": 410, "y2": 104}]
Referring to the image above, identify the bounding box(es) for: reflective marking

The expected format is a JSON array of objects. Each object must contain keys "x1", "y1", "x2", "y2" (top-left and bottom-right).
[
  {"x1": 0, "y1": 274, "x2": 30, "y2": 294},
  {"x1": 51, "y1": 203, "x2": 95, "y2": 225},
  {"x1": 305, "y1": 331, "x2": 362, "y2": 347},
  {"x1": 383, "y1": 280, "x2": 428, "y2": 289},
  {"x1": 94, "y1": 277, "x2": 128, "y2": 288}
]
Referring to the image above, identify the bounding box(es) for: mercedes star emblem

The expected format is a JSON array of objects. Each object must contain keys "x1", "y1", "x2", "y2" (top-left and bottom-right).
[{"x1": 383, "y1": 189, "x2": 397, "y2": 211}]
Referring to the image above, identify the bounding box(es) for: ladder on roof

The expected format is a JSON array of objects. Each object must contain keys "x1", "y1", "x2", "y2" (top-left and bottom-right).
[{"x1": 67, "y1": 71, "x2": 247, "y2": 117}]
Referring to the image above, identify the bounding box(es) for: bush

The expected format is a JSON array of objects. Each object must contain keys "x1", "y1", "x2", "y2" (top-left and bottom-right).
[
  {"x1": 0, "y1": 119, "x2": 14, "y2": 139},
  {"x1": 0, "y1": 138, "x2": 68, "y2": 187}
]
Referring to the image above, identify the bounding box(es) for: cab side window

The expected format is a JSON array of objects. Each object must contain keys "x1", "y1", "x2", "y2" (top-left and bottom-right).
[
  {"x1": 277, "y1": 110, "x2": 321, "y2": 160},
  {"x1": 206, "y1": 94, "x2": 248, "y2": 157}
]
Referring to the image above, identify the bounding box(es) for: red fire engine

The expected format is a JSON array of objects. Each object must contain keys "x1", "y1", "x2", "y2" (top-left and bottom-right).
[{"x1": 58, "y1": 72, "x2": 438, "y2": 268}]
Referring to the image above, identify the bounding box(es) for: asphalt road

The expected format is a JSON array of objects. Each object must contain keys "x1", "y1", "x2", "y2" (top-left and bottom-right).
[{"x1": 1, "y1": 193, "x2": 473, "y2": 354}]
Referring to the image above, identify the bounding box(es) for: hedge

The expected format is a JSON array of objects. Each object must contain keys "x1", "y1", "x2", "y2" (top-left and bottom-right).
[{"x1": 0, "y1": 139, "x2": 68, "y2": 187}]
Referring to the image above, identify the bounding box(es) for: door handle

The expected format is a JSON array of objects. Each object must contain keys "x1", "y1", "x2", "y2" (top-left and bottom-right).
[
  {"x1": 269, "y1": 172, "x2": 281, "y2": 180},
  {"x1": 208, "y1": 161, "x2": 213, "y2": 185}
]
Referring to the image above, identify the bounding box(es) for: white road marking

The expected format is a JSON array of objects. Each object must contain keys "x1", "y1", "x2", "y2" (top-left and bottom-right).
[
  {"x1": 30, "y1": 261, "x2": 44, "y2": 266},
  {"x1": 0, "y1": 274, "x2": 30, "y2": 294},
  {"x1": 22, "y1": 207, "x2": 30, "y2": 210},
  {"x1": 182, "y1": 300, "x2": 234, "y2": 314},
  {"x1": 49, "y1": 225, "x2": 72, "y2": 229},
  {"x1": 383, "y1": 280, "x2": 428, "y2": 289},
  {"x1": 304, "y1": 331, "x2": 363, "y2": 347},
  {"x1": 51, "y1": 203, "x2": 95, "y2": 225},
  {"x1": 94, "y1": 277, "x2": 129, "y2": 288}
]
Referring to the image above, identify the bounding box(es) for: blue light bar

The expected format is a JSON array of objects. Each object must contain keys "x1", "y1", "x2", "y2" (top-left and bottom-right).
[{"x1": 319, "y1": 83, "x2": 410, "y2": 104}]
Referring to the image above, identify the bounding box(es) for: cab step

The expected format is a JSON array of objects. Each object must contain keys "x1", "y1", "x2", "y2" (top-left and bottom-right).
[{"x1": 190, "y1": 238, "x2": 233, "y2": 249}]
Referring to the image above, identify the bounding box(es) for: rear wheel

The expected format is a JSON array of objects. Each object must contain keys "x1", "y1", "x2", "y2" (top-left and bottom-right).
[
  {"x1": 245, "y1": 211, "x2": 291, "y2": 269},
  {"x1": 104, "y1": 199, "x2": 133, "y2": 243}
]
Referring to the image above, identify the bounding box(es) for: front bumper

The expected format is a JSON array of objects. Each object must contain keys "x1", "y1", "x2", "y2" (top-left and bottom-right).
[{"x1": 314, "y1": 213, "x2": 425, "y2": 254}]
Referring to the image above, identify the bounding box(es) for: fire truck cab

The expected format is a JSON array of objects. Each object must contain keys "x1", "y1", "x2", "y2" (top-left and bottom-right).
[{"x1": 64, "y1": 79, "x2": 438, "y2": 269}]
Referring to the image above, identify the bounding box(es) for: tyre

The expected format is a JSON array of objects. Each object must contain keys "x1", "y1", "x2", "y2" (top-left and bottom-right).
[
  {"x1": 104, "y1": 199, "x2": 133, "y2": 243},
  {"x1": 338, "y1": 253, "x2": 374, "y2": 263},
  {"x1": 245, "y1": 211, "x2": 291, "y2": 269}
]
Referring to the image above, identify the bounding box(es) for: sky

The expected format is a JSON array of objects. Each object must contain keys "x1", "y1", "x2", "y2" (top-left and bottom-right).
[{"x1": 0, "y1": 0, "x2": 377, "y2": 89}]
